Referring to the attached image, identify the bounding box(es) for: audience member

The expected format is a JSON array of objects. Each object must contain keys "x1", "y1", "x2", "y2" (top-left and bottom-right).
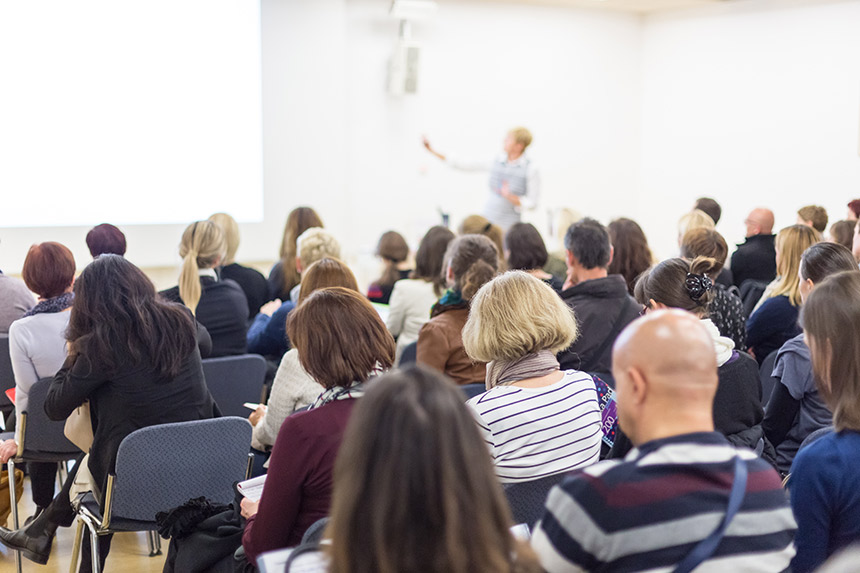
[
  {"x1": 828, "y1": 219, "x2": 855, "y2": 251},
  {"x1": 853, "y1": 220, "x2": 860, "y2": 264},
  {"x1": 731, "y1": 207, "x2": 776, "y2": 288},
  {"x1": 209, "y1": 212, "x2": 268, "y2": 320},
  {"x1": 160, "y1": 221, "x2": 249, "y2": 357},
  {"x1": 747, "y1": 225, "x2": 820, "y2": 363},
  {"x1": 463, "y1": 272, "x2": 612, "y2": 482},
  {"x1": 607, "y1": 217, "x2": 653, "y2": 295},
  {"x1": 459, "y1": 214, "x2": 506, "y2": 270},
  {"x1": 269, "y1": 207, "x2": 323, "y2": 301},
  {"x1": 847, "y1": 199, "x2": 860, "y2": 221},
  {"x1": 0, "y1": 242, "x2": 75, "y2": 518},
  {"x1": 249, "y1": 258, "x2": 360, "y2": 452},
  {"x1": 680, "y1": 228, "x2": 746, "y2": 349},
  {"x1": 417, "y1": 235, "x2": 498, "y2": 385},
  {"x1": 531, "y1": 310, "x2": 796, "y2": 572},
  {"x1": 797, "y1": 205, "x2": 828, "y2": 233},
  {"x1": 241, "y1": 288, "x2": 395, "y2": 565},
  {"x1": 763, "y1": 242, "x2": 857, "y2": 476},
  {"x1": 366, "y1": 231, "x2": 411, "y2": 304},
  {"x1": 0, "y1": 255, "x2": 216, "y2": 570},
  {"x1": 694, "y1": 197, "x2": 722, "y2": 225},
  {"x1": 387, "y1": 226, "x2": 455, "y2": 363},
  {"x1": 285, "y1": 228, "x2": 342, "y2": 304},
  {"x1": 556, "y1": 218, "x2": 640, "y2": 382},
  {"x1": 0, "y1": 265, "x2": 34, "y2": 333},
  {"x1": 633, "y1": 257, "x2": 766, "y2": 452},
  {"x1": 321, "y1": 366, "x2": 541, "y2": 573},
  {"x1": 677, "y1": 208, "x2": 715, "y2": 245},
  {"x1": 504, "y1": 222, "x2": 563, "y2": 291},
  {"x1": 84, "y1": 223, "x2": 126, "y2": 258},
  {"x1": 791, "y1": 271, "x2": 860, "y2": 572}
]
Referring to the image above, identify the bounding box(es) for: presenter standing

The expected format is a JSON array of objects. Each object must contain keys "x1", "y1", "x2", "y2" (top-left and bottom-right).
[{"x1": 423, "y1": 127, "x2": 540, "y2": 231}]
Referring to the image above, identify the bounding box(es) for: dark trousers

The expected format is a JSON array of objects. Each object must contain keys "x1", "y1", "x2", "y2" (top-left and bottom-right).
[
  {"x1": 41, "y1": 454, "x2": 112, "y2": 572},
  {"x1": 28, "y1": 461, "x2": 57, "y2": 509}
]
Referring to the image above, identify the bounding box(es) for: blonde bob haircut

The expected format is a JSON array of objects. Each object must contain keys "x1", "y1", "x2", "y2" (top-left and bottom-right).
[
  {"x1": 297, "y1": 227, "x2": 341, "y2": 270},
  {"x1": 208, "y1": 212, "x2": 240, "y2": 265},
  {"x1": 463, "y1": 271, "x2": 578, "y2": 363}
]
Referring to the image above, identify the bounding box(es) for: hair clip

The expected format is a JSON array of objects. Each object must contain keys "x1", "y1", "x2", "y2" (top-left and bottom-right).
[{"x1": 685, "y1": 272, "x2": 713, "y2": 302}]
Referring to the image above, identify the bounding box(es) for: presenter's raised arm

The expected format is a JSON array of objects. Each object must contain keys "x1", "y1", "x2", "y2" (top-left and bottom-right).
[{"x1": 422, "y1": 136, "x2": 447, "y2": 162}]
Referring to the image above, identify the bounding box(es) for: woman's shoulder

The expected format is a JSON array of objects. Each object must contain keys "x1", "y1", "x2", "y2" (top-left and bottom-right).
[{"x1": 9, "y1": 311, "x2": 70, "y2": 337}]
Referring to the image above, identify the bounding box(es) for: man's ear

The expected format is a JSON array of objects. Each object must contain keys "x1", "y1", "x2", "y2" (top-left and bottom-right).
[
  {"x1": 628, "y1": 366, "x2": 648, "y2": 406},
  {"x1": 295, "y1": 256, "x2": 303, "y2": 274},
  {"x1": 607, "y1": 245, "x2": 614, "y2": 267},
  {"x1": 566, "y1": 249, "x2": 576, "y2": 268}
]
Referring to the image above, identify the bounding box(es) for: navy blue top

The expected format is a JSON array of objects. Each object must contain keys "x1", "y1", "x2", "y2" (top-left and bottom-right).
[
  {"x1": 746, "y1": 295, "x2": 801, "y2": 364},
  {"x1": 246, "y1": 300, "x2": 295, "y2": 359},
  {"x1": 791, "y1": 430, "x2": 860, "y2": 572}
]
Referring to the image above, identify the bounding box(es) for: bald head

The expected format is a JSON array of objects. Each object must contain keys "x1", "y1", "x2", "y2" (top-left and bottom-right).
[
  {"x1": 612, "y1": 310, "x2": 719, "y2": 445},
  {"x1": 746, "y1": 208, "x2": 775, "y2": 237}
]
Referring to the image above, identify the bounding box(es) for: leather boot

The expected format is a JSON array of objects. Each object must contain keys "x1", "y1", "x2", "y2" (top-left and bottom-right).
[{"x1": 0, "y1": 509, "x2": 58, "y2": 564}]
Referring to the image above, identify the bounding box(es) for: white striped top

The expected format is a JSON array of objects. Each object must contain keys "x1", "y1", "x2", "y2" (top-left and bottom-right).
[{"x1": 466, "y1": 370, "x2": 602, "y2": 483}]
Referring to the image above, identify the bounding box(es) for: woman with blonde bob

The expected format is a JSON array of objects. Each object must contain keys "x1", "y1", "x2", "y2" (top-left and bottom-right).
[
  {"x1": 462, "y1": 271, "x2": 614, "y2": 483},
  {"x1": 790, "y1": 271, "x2": 860, "y2": 572},
  {"x1": 160, "y1": 220, "x2": 249, "y2": 357},
  {"x1": 314, "y1": 366, "x2": 541, "y2": 573},
  {"x1": 746, "y1": 224, "x2": 821, "y2": 363}
]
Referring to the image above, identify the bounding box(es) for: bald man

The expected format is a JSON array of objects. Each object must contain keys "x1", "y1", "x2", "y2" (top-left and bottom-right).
[
  {"x1": 531, "y1": 310, "x2": 796, "y2": 573},
  {"x1": 731, "y1": 207, "x2": 777, "y2": 288}
]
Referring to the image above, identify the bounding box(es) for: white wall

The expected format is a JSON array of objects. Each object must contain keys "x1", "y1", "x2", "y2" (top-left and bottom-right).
[{"x1": 638, "y1": 0, "x2": 860, "y2": 259}]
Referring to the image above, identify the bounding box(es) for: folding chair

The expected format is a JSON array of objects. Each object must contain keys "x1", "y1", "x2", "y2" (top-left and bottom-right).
[
  {"x1": 202, "y1": 355, "x2": 267, "y2": 417},
  {"x1": 2, "y1": 377, "x2": 81, "y2": 573},
  {"x1": 503, "y1": 472, "x2": 567, "y2": 529},
  {"x1": 69, "y1": 417, "x2": 253, "y2": 573},
  {"x1": 0, "y1": 335, "x2": 15, "y2": 429}
]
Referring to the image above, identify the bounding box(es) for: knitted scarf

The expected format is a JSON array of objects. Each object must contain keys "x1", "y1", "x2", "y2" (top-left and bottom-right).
[
  {"x1": 23, "y1": 292, "x2": 74, "y2": 318},
  {"x1": 485, "y1": 349, "x2": 560, "y2": 390}
]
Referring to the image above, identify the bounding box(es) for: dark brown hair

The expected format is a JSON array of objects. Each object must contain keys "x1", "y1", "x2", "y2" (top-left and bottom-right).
[
  {"x1": 608, "y1": 218, "x2": 653, "y2": 295},
  {"x1": 411, "y1": 226, "x2": 455, "y2": 296},
  {"x1": 848, "y1": 200, "x2": 860, "y2": 219},
  {"x1": 375, "y1": 231, "x2": 410, "y2": 288},
  {"x1": 85, "y1": 223, "x2": 127, "y2": 258},
  {"x1": 278, "y1": 207, "x2": 323, "y2": 294},
  {"x1": 680, "y1": 228, "x2": 728, "y2": 275},
  {"x1": 694, "y1": 197, "x2": 722, "y2": 225},
  {"x1": 504, "y1": 222, "x2": 549, "y2": 271},
  {"x1": 297, "y1": 258, "x2": 359, "y2": 305},
  {"x1": 801, "y1": 271, "x2": 860, "y2": 431},
  {"x1": 22, "y1": 242, "x2": 76, "y2": 299},
  {"x1": 635, "y1": 256, "x2": 720, "y2": 317},
  {"x1": 799, "y1": 242, "x2": 858, "y2": 284},
  {"x1": 68, "y1": 255, "x2": 196, "y2": 379},
  {"x1": 445, "y1": 235, "x2": 499, "y2": 301},
  {"x1": 828, "y1": 220, "x2": 855, "y2": 252},
  {"x1": 325, "y1": 365, "x2": 540, "y2": 573},
  {"x1": 287, "y1": 287, "x2": 394, "y2": 389},
  {"x1": 798, "y1": 205, "x2": 829, "y2": 233}
]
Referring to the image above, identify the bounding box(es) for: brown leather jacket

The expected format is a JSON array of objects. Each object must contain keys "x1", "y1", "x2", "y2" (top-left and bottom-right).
[{"x1": 416, "y1": 303, "x2": 486, "y2": 386}]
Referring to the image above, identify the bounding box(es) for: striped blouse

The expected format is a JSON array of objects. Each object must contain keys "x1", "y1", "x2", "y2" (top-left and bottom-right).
[{"x1": 466, "y1": 370, "x2": 603, "y2": 483}]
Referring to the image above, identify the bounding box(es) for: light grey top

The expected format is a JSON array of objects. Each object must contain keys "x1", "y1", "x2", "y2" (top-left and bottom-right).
[
  {"x1": 386, "y1": 278, "x2": 438, "y2": 365},
  {"x1": 0, "y1": 274, "x2": 35, "y2": 334}
]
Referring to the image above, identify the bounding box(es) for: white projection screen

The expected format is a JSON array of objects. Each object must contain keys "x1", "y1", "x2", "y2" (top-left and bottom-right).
[{"x1": 0, "y1": 0, "x2": 263, "y2": 227}]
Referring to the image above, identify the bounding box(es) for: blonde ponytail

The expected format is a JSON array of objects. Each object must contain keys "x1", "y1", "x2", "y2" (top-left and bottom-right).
[{"x1": 178, "y1": 221, "x2": 226, "y2": 315}]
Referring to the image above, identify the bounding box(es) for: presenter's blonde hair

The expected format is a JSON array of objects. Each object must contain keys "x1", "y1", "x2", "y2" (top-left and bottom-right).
[
  {"x1": 509, "y1": 127, "x2": 533, "y2": 150},
  {"x1": 463, "y1": 271, "x2": 578, "y2": 363},
  {"x1": 178, "y1": 220, "x2": 226, "y2": 315},
  {"x1": 208, "y1": 212, "x2": 240, "y2": 265},
  {"x1": 298, "y1": 228, "x2": 341, "y2": 270}
]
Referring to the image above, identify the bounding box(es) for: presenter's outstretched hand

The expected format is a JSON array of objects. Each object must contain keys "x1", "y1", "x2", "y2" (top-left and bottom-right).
[{"x1": 422, "y1": 135, "x2": 446, "y2": 161}]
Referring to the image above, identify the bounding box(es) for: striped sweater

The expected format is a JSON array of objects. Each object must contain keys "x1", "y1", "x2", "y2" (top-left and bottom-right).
[
  {"x1": 466, "y1": 370, "x2": 605, "y2": 483},
  {"x1": 531, "y1": 432, "x2": 796, "y2": 572}
]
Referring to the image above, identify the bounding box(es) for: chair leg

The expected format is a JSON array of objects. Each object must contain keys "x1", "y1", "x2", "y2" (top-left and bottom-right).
[
  {"x1": 7, "y1": 459, "x2": 22, "y2": 573},
  {"x1": 85, "y1": 519, "x2": 100, "y2": 573},
  {"x1": 69, "y1": 518, "x2": 85, "y2": 573},
  {"x1": 147, "y1": 530, "x2": 162, "y2": 556}
]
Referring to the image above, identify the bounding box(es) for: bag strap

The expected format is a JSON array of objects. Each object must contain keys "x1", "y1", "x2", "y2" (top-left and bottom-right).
[
  {"x1": 673, "y1": 455, "x2": 748, "y2": 573},
  {"x1": 586, "y1": 296, "x2": 637, "y2": 371}
]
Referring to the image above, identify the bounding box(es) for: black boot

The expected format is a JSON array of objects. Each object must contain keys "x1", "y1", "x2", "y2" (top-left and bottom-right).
[
  {"x1": 24, "y1": 505, "x2": 44, "y2": 526},
  {"x1": 0, "y1": 508, "x2": 58, "y2": 564}
]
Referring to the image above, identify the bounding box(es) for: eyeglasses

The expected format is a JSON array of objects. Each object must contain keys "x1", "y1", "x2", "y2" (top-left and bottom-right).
[{"x1": 639, "y1": 301, "x2": 650, "y2": 316}]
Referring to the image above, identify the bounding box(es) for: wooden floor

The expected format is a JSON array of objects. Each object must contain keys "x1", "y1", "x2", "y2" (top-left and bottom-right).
[{"x1": 0, "y1": 476, "x2": 166, "y2": 573}]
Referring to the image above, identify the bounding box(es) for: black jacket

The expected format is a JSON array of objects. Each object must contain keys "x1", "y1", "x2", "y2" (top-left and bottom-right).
[
  {"x1": 557, "y1": 274, "x2": 641, "y2": 378},
  {"x1": 731, "y1": 234, "x2": 776, "y2": 288},
  {"x1": 219, "y1": 263, "x2": 269, "y2": 321}
]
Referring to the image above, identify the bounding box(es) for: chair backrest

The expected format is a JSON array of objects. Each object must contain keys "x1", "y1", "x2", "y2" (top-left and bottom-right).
[
  {"x1": 460, "y1": 383, "x2": 486, "y2": 400},
  {"x1": 798, "y1": 426, "x2": 833, "y2": 453},
  {"x1": 399, "y1": 342, "x2": 417, "y2": 365},
  {"x1": 21, "y1": 377, "x2": 80, "y2": 456},
  {"x1": 111, "y1": 417, "x2": 252, "y2": 522},
  {"x1": 201, "y1": 355, "x2": 267, "y2": 417},
  {"x1": 739, "y1": 280, "x2": 769, "y2": 318},
  {"x1": 0, "y1": 335, "x2": 14, "y2": 408},
  {"x1": 503, "y1": 472, "x2": 567, "y2": 529},
  {"x1": 759, "y1": 349, "x2": 780, "y2": 410}
]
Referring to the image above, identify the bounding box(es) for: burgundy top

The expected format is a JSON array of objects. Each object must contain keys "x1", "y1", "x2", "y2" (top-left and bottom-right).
[{"x1": 242, "y1": 398, "x2": 357, "y2": 565}]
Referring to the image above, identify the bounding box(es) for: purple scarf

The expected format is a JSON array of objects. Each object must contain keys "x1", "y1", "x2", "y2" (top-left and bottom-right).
[{"x1": 23, "y1": 292, "x2": 74, "y2": 317}]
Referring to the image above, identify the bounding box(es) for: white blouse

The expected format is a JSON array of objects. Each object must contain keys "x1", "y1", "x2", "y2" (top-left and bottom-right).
[{"x1": 385, "y1": 279, "x2": 439, "y2": 365}]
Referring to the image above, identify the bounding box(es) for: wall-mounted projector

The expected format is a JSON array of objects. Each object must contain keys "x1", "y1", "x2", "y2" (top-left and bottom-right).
[{"x1": 387, "y1": 1, "x2": 437, "y2": 96}]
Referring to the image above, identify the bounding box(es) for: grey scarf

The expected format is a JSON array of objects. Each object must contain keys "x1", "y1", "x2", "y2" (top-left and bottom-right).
[{"x1": 485, "y1": 349, "x2": 561, "y2": 390}]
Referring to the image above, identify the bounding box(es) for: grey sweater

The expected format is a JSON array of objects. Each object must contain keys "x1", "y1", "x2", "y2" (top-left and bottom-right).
[{"x1": 0, "y1": 274, "x2": 35, "y2": 334}]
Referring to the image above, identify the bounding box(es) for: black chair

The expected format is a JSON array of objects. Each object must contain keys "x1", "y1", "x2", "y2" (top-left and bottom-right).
[
  {"x1": 201, "y1": 354, "x2": 267, "y2": 417},
  {"x1": 799, "y1": 426, "x2": 833, "y2": 453},
  {"x1": 399, "y1": 342, "x2": 417, "y2": 365},
  {"x1": 0, "y1": 334, "x2": 15, "y2": 428},
  {"x1": 503, "y1": 473, "x2": 567, "y2": 529},
  {"x1": 739, "y1": 279, "x2": 769, "y2": 319},
  {"x1": 759, "y1": 349, "x2": 780, "y2": 411},
  {"x1": 460, "y1": 384, "x2": 486, "y2": 400}
]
